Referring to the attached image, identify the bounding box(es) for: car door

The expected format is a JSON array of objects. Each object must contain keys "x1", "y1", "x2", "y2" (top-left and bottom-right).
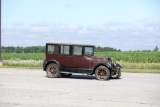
[
  {"x1": 70, "y1": 46, "x2": 92, "y2": 69},
  {"x1": 70, "y1": 45, "x2": 83, "y2": 68},
  {"x1": 70, "y1": 46, "x2": 92, "y2": 74},
  {"x1": 58, "y1": 45, "x2": 71, "y2": 67}
]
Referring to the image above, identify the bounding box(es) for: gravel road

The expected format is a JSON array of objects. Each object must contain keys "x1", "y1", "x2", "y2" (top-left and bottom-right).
[{"x1": 0, "y1": 68, "x2": 160, "y2": 107}]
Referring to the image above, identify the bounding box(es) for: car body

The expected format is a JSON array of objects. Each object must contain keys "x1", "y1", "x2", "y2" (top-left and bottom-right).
[{"x1": 43, "y1": 43, "x2": 122, "y2": 80}]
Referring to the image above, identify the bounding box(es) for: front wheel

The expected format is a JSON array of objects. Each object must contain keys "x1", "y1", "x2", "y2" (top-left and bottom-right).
[
  {"x1": 46, "y1": 63, "x2": 59, "y2": 78},
  {"x1": 95, "y1": 66, "x2": 110, "y2": 80}
]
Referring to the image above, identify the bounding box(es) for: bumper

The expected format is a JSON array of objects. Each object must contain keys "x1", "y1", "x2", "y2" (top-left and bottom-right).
[{"x1": 111, "y1": 62, "x2": 122, "y2": 74}]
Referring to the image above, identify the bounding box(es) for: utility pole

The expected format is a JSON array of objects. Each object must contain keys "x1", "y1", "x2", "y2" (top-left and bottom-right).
[{"x1": 0, "y1": 0, "x2": 3, "y2": 66}]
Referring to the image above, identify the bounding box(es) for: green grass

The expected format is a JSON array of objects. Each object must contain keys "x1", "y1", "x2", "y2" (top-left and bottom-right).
[
  {"x1": 1, "y1": 65, "x2": 159, "y2": 74},
  {"x1": 120, "y1": 62, "x2": 160, "y2": 69},
  {"x1": 1, "y1": 52, "x2": 160, "y2": 73},
  {"x1": 2, "y1": 52, "x2": 160, "y2": 63},
  {"x1": 3, "y1": 60, "x2": 42, "y2": 67},
  {"x1": 95, "y1": 52, "x2": 160, "y2": 63},
  {"x1": 2, "y1": 53, "x2": 45, "y2": 60},
  {"x1": 0, "y1": 65, "x2": 42, "y2": 69},
  {"x1": 123, "y1": 69, "x2": 160, "y2": 73}
]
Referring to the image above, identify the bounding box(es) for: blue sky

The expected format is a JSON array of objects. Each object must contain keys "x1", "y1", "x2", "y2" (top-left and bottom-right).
[{"x1": 2, "y1": 0, "x2": 160, "y2": 51}]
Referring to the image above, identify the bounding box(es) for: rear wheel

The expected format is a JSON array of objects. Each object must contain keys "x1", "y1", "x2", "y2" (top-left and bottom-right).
[
  {"x1": 46, "y1": 63, "x2": 59, "y2": 78},
  {"x1": 60, "y1": 73, "x2": 72, "y2": 78},
  {"x1": 95, "y1": 66, "x2": 110, "y2": 80}
]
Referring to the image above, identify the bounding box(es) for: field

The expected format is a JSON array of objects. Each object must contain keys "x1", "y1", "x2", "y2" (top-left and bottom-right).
[
  {"x1": 1, "y1": 52, "x2": 160, "y2": 73},
  {"x1": 95, "y1": 52, "x2": 160, "y2": 63}
]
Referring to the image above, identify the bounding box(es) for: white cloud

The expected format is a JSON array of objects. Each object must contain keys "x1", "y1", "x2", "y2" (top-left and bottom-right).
[
  {"x1": 58, "y1": 23, "x2": 81, "y2": 32},
  {"x1": 1, "y1": 22, "x2": 160, "y2": 51},
  {"x1": 30, "y1": 26, "x2": 50, "y2": 33}
]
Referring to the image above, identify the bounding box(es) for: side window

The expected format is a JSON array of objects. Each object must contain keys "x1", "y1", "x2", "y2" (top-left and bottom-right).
[
  {"x1": 47, "y1": 45, "x2": 59, "y2": 54},
  {"x1": 73, "y1": 46, "x2": 82, "y2": 55},
  {"x1": 84, "y1": 47, "x2": 94, "y2": 56},
  {"x1": 61, "y1": 45, "x2": 70, "y2": 55}
]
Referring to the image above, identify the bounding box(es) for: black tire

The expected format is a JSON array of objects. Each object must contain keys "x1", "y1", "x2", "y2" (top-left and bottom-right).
[
  {"x1": 95, "y1": 66, "x2": 110, "y2": 80},
  {"x1": 112, "y1": 68, "x2": 121, "y2": 79},
  {"x1": 46, "y1": 63, "x2": 59, "y2": 78},
  {"x1": 115, "y1": 69, "x2": 121, "y2": 79},
  {"x1": 60, "y1": 73, "x2": 72, "y2": 78}
]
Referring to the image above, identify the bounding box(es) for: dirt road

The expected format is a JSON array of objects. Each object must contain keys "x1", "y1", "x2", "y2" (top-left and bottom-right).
[{"x1": 0, "y1": 68, "x2": 160, "y2": 107}]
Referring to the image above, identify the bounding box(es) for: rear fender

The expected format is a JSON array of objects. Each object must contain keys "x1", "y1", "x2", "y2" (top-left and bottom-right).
[
  {"x1": 43, "y1": 59, "x2": 46, "y2": 70},
  {"x1": 44, "y1": 60, "x2": 61, "y2": 71}
]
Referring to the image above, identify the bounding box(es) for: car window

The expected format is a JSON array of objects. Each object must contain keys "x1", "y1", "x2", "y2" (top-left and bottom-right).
[
  {"x1": 84, "y1": 47, "x2": 94, "y2": 56},
  {"x1": 47, "y1": 45, "x2": 59, "y2": 54},
  {"x1": 73, "y1": 46, "x2": 82, "y2": 55},
  {"x1": 61, "y1": 45, "x2": 70, "y2": 55}
]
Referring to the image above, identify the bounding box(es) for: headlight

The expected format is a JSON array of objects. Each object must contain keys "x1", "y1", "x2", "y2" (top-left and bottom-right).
[{"x1": 113, "y1": 62, "x2": 117, "y2": 67}]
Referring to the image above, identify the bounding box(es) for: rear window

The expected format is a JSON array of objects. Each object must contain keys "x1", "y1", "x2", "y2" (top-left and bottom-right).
[
  {"x1": 73, "y1": 46, "x2": 82, "y2": 55},
  {"x1": 61, "y1": 45, "x2": 70, "y2": 55},
  {"x1": 47, "y1": 45, "x2": 59, "y2": 54}
]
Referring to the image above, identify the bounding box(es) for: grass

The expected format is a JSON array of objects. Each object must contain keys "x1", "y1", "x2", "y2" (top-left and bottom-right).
[
  {"x1": 0, "y1": 66, "x2": 42, "y2": 69},
  {"x1": 2, "y1": 53, "x2": 45, "y2": 60},
  {"x1": 123, "y1": 69, "x2": 160, "y2": 74},
  {"x1": 1, "y1": 65, "x2": 159, "y2": 74},
  {"x1": 3, "y1": 60, "x2": 42, "y2": 67},
  {"x1": 1, "y1": 60, "x2": 160, "y2": 74},
  {"x1": 2, "y1": 52, "x2": 160, "y2": 63},
  {"x1": 1, "y1": 52, "x2": 160, "y2": 73},
  {"x1": 120, "y1": 62, "x2": 160, "y2": 69},
  {"x1": 95, "y1": 52, "x2": 160, "y2": 63}
]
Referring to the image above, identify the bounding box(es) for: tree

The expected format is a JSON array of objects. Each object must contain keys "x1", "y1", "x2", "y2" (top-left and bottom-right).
[
  {"x1": 94, "y1": 46, "x2": 121, "y2": 52},
  {"x1": 153, "y1": 46, "x2": 159, "y2": 52},
  {"x1": 14, "y1": 46, "x2": 23, "y2": 53}
]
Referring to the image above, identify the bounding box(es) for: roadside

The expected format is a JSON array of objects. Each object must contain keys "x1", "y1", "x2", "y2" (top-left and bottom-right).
[{"x1": 0, "y1": 66, "x2": 160, "y2": 74}]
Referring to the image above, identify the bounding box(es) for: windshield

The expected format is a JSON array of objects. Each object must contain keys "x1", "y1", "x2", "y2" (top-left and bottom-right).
[{"x1": 84, "y1": 47, "x2": 94, "y2": 56}]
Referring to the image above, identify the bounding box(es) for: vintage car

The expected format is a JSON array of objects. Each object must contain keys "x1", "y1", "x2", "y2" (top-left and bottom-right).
[{"x1": 43, "y1": 43, "x2": 122, "y2": 80}]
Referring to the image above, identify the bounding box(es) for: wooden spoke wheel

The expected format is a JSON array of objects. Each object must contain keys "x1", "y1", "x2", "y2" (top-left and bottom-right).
[
  {"x1": 95, "y1": 66, "x2": 110, "y2": 80},
  {"x1": 46, "y1": 63, "x2": 59, "y2": 78}
]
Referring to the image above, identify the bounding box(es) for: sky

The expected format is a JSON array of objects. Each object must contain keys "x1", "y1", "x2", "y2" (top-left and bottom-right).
[{"x1": 1, "y1": 0, "x2": 160, "y2": 51}]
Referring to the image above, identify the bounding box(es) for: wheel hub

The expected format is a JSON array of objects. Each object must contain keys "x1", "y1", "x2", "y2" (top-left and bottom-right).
[
  {"x1": 50, "y1": 67, "x2": 56, "y2": 74},
  {"x1": 100, "y1": 72, "x2": 104, "y2": 76}
]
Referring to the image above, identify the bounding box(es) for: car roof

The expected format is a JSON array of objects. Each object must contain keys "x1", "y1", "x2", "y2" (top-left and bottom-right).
[{"x1": 46, "y1": 43, "x2": 95, "y2": 47}]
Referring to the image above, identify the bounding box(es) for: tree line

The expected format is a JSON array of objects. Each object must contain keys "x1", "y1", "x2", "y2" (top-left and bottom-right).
[
  {"x1": 1, "y1": 46, "x2": 121, "y2": 53},
  {"x1": 94, "y1": 46, "x2": 121, "y2": 52},
  {"x1": 129, "y1": 46, "x2": 159, "y2": 52},
  {"x1": 1, "y1": 46, "x2": 158, "y2": 53},
  {"x1": 1, "y1": 46, "x2": 45, "y2": 53}
]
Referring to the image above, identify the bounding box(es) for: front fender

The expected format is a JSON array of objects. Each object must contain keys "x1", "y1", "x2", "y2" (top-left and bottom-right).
[
  {"x1": 116, "y1": 63, "x2": 122, "y2": 68},
  {"x1": 91, "y1": 63, "x2": 110, "y2": 75}
]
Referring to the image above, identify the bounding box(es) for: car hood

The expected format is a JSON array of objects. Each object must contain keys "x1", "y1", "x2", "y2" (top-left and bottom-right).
[{"x1": 88, "y1": 56, "x2": 107, "y2": 63}]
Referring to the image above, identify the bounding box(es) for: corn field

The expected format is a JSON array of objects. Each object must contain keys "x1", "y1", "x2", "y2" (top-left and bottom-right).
[
  {"x1": 2, "y1": 52, "x2": 160, "y2": 63},
  {"x1": 95, "y1": 52, "x2": 160, "y2": 63},
  {"x1": 1, "y1": 52, "x2": 160, "y2": 70},
  {"x1": 2, "y1": 53, "x2": 45, "y2": 60}
]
